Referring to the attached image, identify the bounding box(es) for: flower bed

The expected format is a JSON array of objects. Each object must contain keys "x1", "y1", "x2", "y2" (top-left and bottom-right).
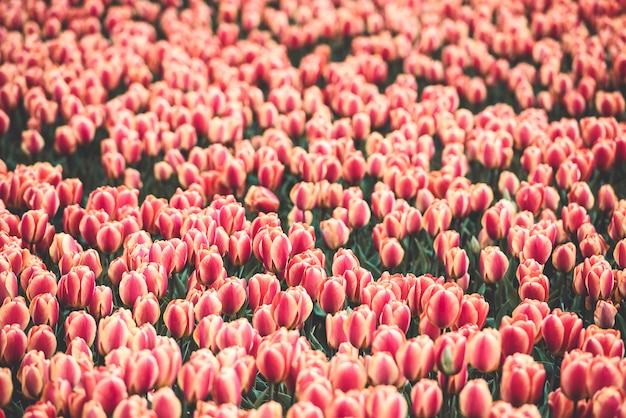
[{"x1": 1, "y1": 0, "x2": 626, "y2": 416}]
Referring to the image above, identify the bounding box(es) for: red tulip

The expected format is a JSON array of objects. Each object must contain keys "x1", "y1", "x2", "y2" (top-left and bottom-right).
[
  {"x1": 426, "y1": 283, "x2": 463, "y2": 329},
  {"x1": 325, "y1": 311, "x2": 348, "y2": 350},
  {"x1": 551, "y1": 242, "x2": 577, "y2": 273},
  {"x1": 467, "y1": 329, "x2": 501, "y2": 373},
  {"x1": 163, "y1": 299, "x2": 194, "y2": 339},
  {"x1": 152, "y1": 387, "x2": 182, "y2": 418},
  {"x1": 96, "y1": 311, "x2": 132, "y2": 355},
  {"x1": 124, "y1": 350, "x2": 158, "y2": 395},
  {"x1": 247, "y1": 273, "x2": 280, "y2": 312},
  {"x1": 499, "y1": 314, "x2": 535, "y2": 356},
  {"x1": 422, "y1": 200, "x2": 452, "y2": 237},
  {"x1": 57, "y1": 265, "x2": 95, "y2": 309},
  {"x1": 318, "y1": 276, "x2": 347, "y2": 315},
  {"x1": 29, "y1": 293, "x2": 59, "y2": 328},
  {"x1": 500, "y1": 353, "x2": 545, "y2": 406},
  {"x1": 18, "y1": 351, "x2": 49, "y2": 400},
  {"x1": 395, "y1": 336, "x2": 434, "y2": 383},
  {"x1": 410, "y1": 379, "x2": 442, "y2": 418},
  {"x1": 0, "y1": 367, "x2": 12, "y2": 407},
  {"x1": 253, "y1": 305, "x2": 278, "y2": 337},
  {"x1": 459, "y1": 379, "x2": 492, "y2": 418},
  {"x1": 479, "y1": 246, "x2": 509, "y2": 284},
  {"x1": 19, "y1": 209, "x2": 49, "y2": 245},
  {"x1": 379, "y1": 237, "x2": 404, "y2": 269},
  {"x1": 320, "y1": 218, "x2": 350, "y2": 250},
  {"x1": 26, "y1": 325, "x2": 57, "y2": 359},
  {"x1": 256, "y1": 339, "x2": 293, "y2": 384},
  {"x1": 594, "y1": 300, "x2": 618, "y2": 329},
  {"x1": 270, "y1": 287, "x2": 312, "y2": 330},
  {"x1": 0, "y1": 296, "x2": 30, "y2": 329},
  {"x1": 0, "y1": 324, "x2": 27, "y2": 365},
  {"x1": 178, "y1": 349, "x2": 219, "y2": 404},
  {"x1": 133, "y1": 293, "x2": 161, "y2": 326}
]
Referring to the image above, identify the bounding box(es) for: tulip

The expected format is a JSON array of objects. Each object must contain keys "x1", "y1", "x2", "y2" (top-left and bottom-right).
[
  {"x1": 18, "y1": 351, "x2": 49, "y2": 400},
  {"x1": 92, "y1": 375, "x2": 129, "y2": 416},
  {"x1": 19, "y1": 209, "x2": 49, "y2": 245},
  {"x1": 541, "y1": 309, "x2": 582, "y2": 356},
  {"x1": 444, "y1": 247, "x2": 469, "y2": 280},
  {"x1": 379, "y1": 237, "x2": 404, "y2": 269},
  {"x1": 57, "y1": 265, "x2": 96, "y2": 309},
  {"x1": 96, "y1": 312, "x2": 132, "y2": 356},
  {"x1": 123, "y1": 350, "x2": 158, "y2": 395},
  {"x1": 0, "y1": 271, "x2": 17, "y2": 302},
  {"x1": 587, "y1": 355, "x2": 622, "y2": 394},
  {"x1": 500, "y1": 353, "x2": 545, "y2": 406},
  {"x1": 366, "y1": 385, "x2": 408, "y2": 418},
  {"x1": 410, "y1": 379, "x2": 442, "y2": 418},
  {"x1": 395, "y1": 336, "x2": 435, "y2": 383},
  {"x1": 26, "y1": 325, "x2": 57, "y2": 359},
  {"x1": 454, "y1": 293, "x2": 489, "y2": 330},
  {"x1": 26, "y1": 294, "x2": 54, "y2": 331},
  {"x1": 163, "y1": 299, "x2": 194, "y2": 339},
  {"x1": 178, "y1": 350, "x2": 219, "y2": 404},
  {"x1": 328, "y1": 354, "x2": 367, "y2": 392},
  {"x1": 433, "y1": 230, "x2": 460, "y2": 261},
  {"x1": 152, "y1": 387, "x2": 182, "y2": 418},
  {"x1": 196, "y1": 245, "x2": 225, "y2": 287},
  {"x1": 422, "y1": 200, "x2": 452, "y2": 237},
  {"x1": 343, "y1": 305, "x2": 376, "y2": 350},
  {"x1": 320, "y1": 218, "x2": 350, "y2": 250},
  {"x1": 318, "y1": 276, "x2": 347, "y2": 314},
  {"x1": 255, "y1": 227, "x2": 292, "y2": 274},
  {"x1": 435, "y1": 332, "x2": 466, "y2": 376},
  {"x1": 113, "y1": 395, "x2": 153, "y2": 417},
  {"x1": 0, "y1": 367, "x2": 12, "y2": 407},
  {"x1": 426, "y1": 283, "x2": 463, "y2": 329},
  {"x1": 479, "y1": 246, "x2": 509, "y2": 284},
  {"x1": 594, "y1": 300, "x2": 618, "y2": 329},
  {"x1": 217, "y1": 277, "x2": 247, "y2": 316},
  {"x1": 467, "y1": 329, "x2": 501, "y2": 373},
  {"x1": 560, "y1": 350, "x2": 593, "y2": 401},
  {"x1": 247, "y1": 273, "x2": 280, "y2": 312},
  {"x1": 271, "y1": 287, "x2": 312, "y2": 330},
  {"x1": 0, "y1": 296, "x2": 30, "y2": 329},
  {"x1": 499, "y1": 315, "x2": 535, "y2": 356},
  {"x1": 552, "y1": 242, "x2": 576, "y2": 273},
  {"x1": 518, "y1": 271, "x2": 550, "y2": 302},
  {"x1": 379, "y1": 299, "x2": 411, "y2": 333},
  {"x1": 299, "y1": 264, "x2": 327, "y2": 302},
  {"x1": 256, "y1": 340, "x2": 293, "y2": 384},
  {"x1": 325, "y1": 311, "x2": 349, "y2": 350},
  {"x1": 459, "y1": 379, "x2": 492, "y2": 418},
  {"x1": 365, "y1": 351, "x2": 404, "y2": 387},
  {"x1": 0, "y1": 324, "x2": 27, "y2": 365}
]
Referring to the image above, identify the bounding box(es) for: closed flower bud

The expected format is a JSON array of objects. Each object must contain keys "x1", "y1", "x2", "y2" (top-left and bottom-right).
[
  {"x1": 163, "y1": 299, "x2": 194, "y2": 339},
  {"x1": 500, "y1": 353, "x2": 545, "y2": 406},
  {"x1": 459, "y1": 379, "x2": 492, "y2": 418},
  {"x1": 479, "y1": 246, "x2": 509, "y2": 284},
  {"x1": 410, "y1": 379, "x2": 442, "y2": 418}
]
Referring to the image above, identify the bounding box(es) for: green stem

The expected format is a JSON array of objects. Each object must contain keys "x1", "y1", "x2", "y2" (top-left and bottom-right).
[
  {"x1": 268, "y1": 382, "x2": 276, "y2": 402},
  {"x1": 441, "y1": 374, "x2": 449, "y2": 418}
]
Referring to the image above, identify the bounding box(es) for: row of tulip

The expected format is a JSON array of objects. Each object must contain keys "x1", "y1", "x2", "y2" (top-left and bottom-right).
[{"x1": 2, "y1": 0, "x2": 626, "y2": 416}]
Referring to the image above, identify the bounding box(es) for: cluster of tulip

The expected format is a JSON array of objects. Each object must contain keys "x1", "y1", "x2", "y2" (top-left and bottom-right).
[{"x1": 3, "y1": 0, "x2": 626, "y2": 416}]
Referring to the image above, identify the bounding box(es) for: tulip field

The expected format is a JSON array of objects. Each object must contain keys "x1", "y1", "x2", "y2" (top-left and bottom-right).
[{"x1": 3, "y1": 0, "x2": 626, "y2": 416}]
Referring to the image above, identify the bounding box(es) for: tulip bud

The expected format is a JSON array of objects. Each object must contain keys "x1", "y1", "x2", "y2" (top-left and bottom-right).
[
  {"x1": 0, "y1": 367, "x2": 12, "y2": 407},
  {"x1": 410, "y1": 379, "x2": 442, "y2": 418},
  {"x1": 163, "y1": 299, "x2": 194, "y2": 339},
  {"x1": 500, "y1": 353, "x2": 545, "y2": 406},
  {"x1": 152, "y1": 387, "x2": 182, "y2": 418},
  {"x1": 459, "y1": 379, "x2": 492, "y2": 418}
]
